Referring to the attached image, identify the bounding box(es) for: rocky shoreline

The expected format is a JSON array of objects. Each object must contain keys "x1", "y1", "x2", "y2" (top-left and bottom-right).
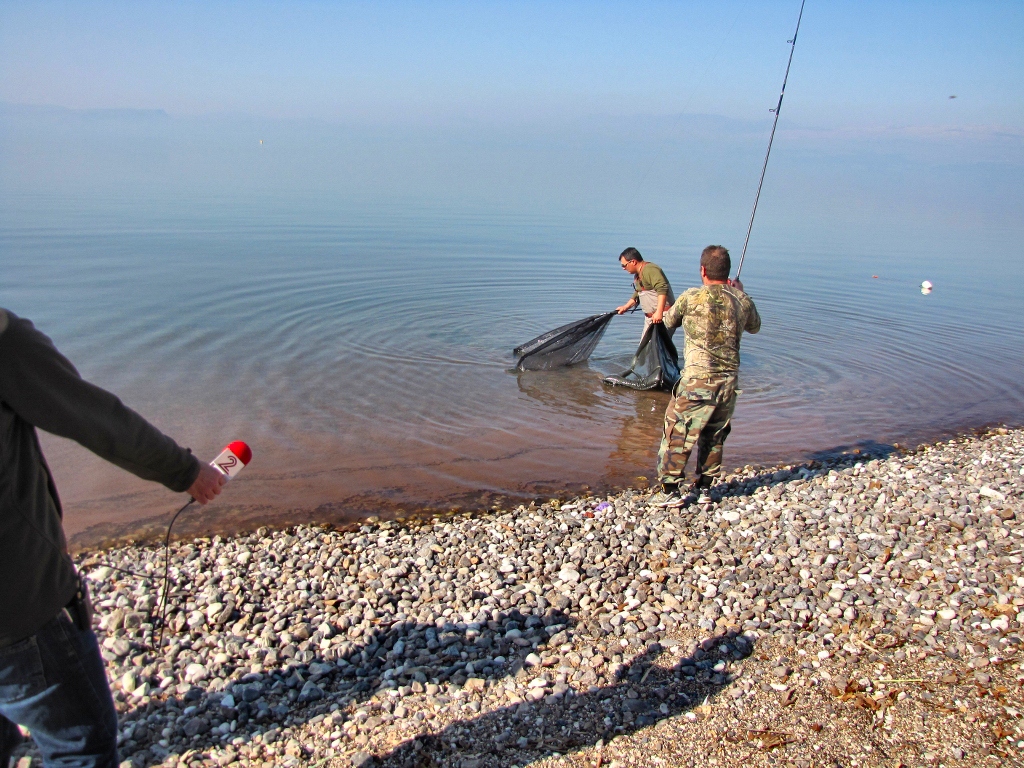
[{"x1": 10, "y1": 427, "x2": 1024, "y2": 767}]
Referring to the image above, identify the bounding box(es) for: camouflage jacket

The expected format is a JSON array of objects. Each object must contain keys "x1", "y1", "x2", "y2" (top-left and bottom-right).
[{"x1": 663, "y1": 283, "x2": 760, "y2": 400}]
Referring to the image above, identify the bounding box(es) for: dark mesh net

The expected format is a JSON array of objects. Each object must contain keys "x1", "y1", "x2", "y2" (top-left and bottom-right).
[
  {"x1": 603, "y1": 323, "x2": 680, "y2": 391},
  {"x1": 513, "y1": 312, "x2": 615, "y2": 371}
]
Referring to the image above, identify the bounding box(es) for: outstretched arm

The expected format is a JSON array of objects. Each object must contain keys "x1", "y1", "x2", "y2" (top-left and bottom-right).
[
  {"x1": 662, "y1": 293, "x2": 687, "y2": 329},
  {"x1": 616, "y1": 297, "x2": 638, "y2": 314},
  {"x1": 0, "y1": 310, "x2": 201, "y2": 493}
]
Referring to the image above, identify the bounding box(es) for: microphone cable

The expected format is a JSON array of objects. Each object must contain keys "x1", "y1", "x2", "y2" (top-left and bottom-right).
[
  {"x1": 79, "y1": 497, "x2": 197, "y2": 651},
  {"x1": 155, "y1": 497, "x2": 196, "y2": 649}
]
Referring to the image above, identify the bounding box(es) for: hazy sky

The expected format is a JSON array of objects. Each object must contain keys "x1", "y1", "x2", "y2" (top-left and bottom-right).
[
  {"x1": 2, "y1": 1, "x2": 1022, "y2": 243},
  {"x1": 2, "y1": 1, "x2": 1022, "y2": 131}
]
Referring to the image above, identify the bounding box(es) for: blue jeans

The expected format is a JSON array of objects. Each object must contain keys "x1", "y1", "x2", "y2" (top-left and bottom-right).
[{"x1": 0, "y1": 610, "x2": 118, "y2": 768}]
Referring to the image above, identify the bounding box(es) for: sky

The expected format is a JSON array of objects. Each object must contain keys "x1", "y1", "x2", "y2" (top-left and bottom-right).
[
  {"x1": 2, "y1": 1, "x2": 1022, "y2": 129},
  {"x1": 1, "y1": 1, "x2": 1022, "y2": 241}
]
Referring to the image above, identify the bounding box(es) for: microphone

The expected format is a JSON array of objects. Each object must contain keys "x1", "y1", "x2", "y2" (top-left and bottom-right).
[
  {"x1": 210, "y1": 440, "x2": 253, "y2": 479},
  {"x1": 156, "y1": 440, "x2": 253, "y2": 648}
]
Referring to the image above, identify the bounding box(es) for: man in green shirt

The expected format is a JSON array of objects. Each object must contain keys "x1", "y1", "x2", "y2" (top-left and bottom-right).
[{"x1": 615, "y1": 247, "x2": 675, "y2": 336}]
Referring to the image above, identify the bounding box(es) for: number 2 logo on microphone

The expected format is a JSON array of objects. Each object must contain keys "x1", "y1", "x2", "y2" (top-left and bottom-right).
[
  {"x1": 216, "y1": 455, "x2": 238, "y2": 474},
  {"x1": 211, "y1": 443, "x2": 250, "y2": 479}
]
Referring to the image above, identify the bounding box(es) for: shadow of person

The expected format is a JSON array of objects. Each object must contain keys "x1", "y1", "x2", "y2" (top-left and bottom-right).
[
  {"x1": 110, "y1": 604, "x2": 576, "y2": 765},
  {"x1": 694, "y1": 439, "x2": 899, "y2": 508},
  {"x1": 377, "y1": 629, "x2": 755, "y2": 767},
  {"x1": 805, "y1": 440, "x2": 897, "y2": 464},
  {"x1": 109, "y1": 608, "x2": 752, "y2": 768}
]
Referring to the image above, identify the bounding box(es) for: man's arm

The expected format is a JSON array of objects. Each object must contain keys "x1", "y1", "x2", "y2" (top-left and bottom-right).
[
  {"x1": 650, "y1": 293, "x2": 668, "y2": 324},
  {"x1": 727, "y1": 281, "x2": 760, "y2": 334},
  {"x1": 645, "y1": 265, "x2": 671, "y2": 296},
  {"x1": 743, "y1": 296, "x2": 761, "y2": 334},
  {"x1": 616, "y1": 297, "x2": 638, "y2": 314},
  {"x1": 662, "y1": 292, "x2": 688, "y2": 329},
  {"x1": 0, "y1": 310, "x2": 202, "y2": 493}
]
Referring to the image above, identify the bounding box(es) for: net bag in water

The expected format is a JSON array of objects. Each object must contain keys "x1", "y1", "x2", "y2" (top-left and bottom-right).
[
  {"x1": 513, "y1": 312, "x2": 615, "y2": 371},
  {"x1": 602, "y1": 323, "x2": 680, "y2": 391}
]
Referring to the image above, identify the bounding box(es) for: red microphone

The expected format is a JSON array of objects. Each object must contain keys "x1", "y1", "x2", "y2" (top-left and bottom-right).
[
  {"x1": 210, "y1": 441, "x2": 252, "y2": 479},
  {"x1": 154, "y1": 440, "x2": 255, "y2": 648}
]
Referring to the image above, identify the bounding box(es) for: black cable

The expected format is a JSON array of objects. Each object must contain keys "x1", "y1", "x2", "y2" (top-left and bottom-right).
[
  {"x1": 735, "y1": 0, "x2": 807, "y2": 280},
  {"x1": 155, "y1": 498, "x2": 196, "y2": 650},
  {"x1": 78, "y1": 496, "x2": 197, "y2": 650}
]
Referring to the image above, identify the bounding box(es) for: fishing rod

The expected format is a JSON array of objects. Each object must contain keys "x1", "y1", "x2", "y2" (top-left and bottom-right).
[{"x1": 735, "y1": 0, "x2": 807, "y2": 281}]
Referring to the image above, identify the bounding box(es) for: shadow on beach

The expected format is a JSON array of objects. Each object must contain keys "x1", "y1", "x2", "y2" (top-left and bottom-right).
[
  {"x1": 377, "y1": 630, "x2": 753, "y2": 767},
  {"x1": 75, "y1": 443, "x2": 919, "y2": 767},
  {"x1": 107, "y1": 604, "x2": 753, "y2": 768}
]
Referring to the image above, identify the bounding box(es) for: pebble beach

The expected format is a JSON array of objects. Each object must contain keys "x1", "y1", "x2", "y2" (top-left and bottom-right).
[{"x1": 10, "y1": 426, "x2": 1024, "y2": 768}]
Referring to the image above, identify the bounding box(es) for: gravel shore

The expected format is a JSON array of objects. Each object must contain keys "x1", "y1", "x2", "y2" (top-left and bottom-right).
[{"x1": 10, "y1": 427, "x2": 1024, "y2": 768}]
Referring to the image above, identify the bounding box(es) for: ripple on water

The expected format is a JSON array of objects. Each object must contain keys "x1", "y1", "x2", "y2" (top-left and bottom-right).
[{"x1": 4, "y1": 209, "x2": 1022, "y2": 544}]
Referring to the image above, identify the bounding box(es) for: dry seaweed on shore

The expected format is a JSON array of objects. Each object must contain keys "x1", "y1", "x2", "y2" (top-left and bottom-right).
[{"x1": 10, "y1": 427, "x2": 1024, "y2": 768}]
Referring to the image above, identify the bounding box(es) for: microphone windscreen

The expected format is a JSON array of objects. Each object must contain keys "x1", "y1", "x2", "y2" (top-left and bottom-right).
[{"x1": 227, "y1": 441, "x2": 253, "y2": 466}]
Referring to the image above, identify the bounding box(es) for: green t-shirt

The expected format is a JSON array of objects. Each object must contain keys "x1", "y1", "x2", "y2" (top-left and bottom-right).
[{"x1": 630, "y1": 262, "x2": 672, "y2": 301}]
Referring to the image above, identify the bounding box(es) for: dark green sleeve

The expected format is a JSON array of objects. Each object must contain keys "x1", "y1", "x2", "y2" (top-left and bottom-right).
[
  {"x1": 642, "y1": 264, "x2": 671, "y2": 296},
  {"x1": 0, "y1": 311, "x2": 200, "y2": 492}
]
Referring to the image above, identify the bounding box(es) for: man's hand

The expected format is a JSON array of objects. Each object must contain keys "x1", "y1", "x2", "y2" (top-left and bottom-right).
[
  {"x1": 189, "y1": 462, "x2": 228, "y2": 504},
  {"x1": 616, "y1": 304, "x2": 632, "y2": 315},
  {"x1": 729, "y1": 278, "x2": 745, "y2": 293},
  {"x1": 651, "y1": 310, "x2": 664, "y2": 324}
]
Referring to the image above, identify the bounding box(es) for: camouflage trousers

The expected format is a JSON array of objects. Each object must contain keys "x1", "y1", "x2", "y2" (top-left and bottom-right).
[{"x1": 657, "y1": 380, "x2": 737, "y2": 486}]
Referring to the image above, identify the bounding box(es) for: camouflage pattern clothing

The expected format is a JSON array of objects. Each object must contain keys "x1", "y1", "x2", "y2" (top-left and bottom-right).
[
  {"x1": 657, "y1": 284, "x2": 760, "y2": 485},
  {"x1": 656, "y1": 376, "x2": 737, "y2": 485}
]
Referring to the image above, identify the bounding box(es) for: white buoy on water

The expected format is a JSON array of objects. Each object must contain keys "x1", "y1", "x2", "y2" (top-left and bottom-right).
[{"x1": 921, "y1": 280, "x2": 933, "y2": 295}]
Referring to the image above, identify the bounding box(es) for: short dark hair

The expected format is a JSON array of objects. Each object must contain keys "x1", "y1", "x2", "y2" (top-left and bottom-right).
[
  {"x1": 619, "y1": 247, "x2": 643, "y2": 263},
  {"x1": 700, "y1": 245, "x2": 731, "y2": 281}
]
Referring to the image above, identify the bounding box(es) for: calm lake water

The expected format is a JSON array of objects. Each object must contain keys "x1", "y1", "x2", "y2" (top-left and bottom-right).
[{"x1": 2, "y1": 192, "x2": 1022, "y2": 548}]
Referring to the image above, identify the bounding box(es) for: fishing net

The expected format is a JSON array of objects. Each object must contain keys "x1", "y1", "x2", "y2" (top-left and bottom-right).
[
  {"x1": 513, "y1": 312, "x2": 615, "y2": 371},
  {"x1": 603, "y1": 323, "x2": 680, "y2": 391}
]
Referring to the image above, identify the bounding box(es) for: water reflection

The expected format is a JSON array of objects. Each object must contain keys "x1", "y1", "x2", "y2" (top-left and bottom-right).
[
  {"x1": 514, "y1": 367, "x2": 608, "y2": 415},
  {"x1": 6, "y1": 204, "x2": 1023, "y2": 547}
]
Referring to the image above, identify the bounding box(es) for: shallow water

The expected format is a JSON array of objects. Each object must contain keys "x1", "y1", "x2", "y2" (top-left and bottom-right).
[{"x1": 2, "y1": 193, "x2": 1022, "y2": 547}]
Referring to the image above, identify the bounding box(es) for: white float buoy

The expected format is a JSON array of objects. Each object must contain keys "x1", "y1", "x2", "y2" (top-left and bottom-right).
[{"x1": 921, "y1": 279, "x2": 933, "y2": 295}]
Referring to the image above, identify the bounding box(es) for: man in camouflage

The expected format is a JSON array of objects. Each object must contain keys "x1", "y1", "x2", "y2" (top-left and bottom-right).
[{"x1": 648, "y1": 245, "x2": 760, "y2": 508}]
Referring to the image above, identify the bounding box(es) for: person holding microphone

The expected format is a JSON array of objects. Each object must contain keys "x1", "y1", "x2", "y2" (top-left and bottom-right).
[{"x1": 0, "y1": 307, "x2": 228, "y2": 768}]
